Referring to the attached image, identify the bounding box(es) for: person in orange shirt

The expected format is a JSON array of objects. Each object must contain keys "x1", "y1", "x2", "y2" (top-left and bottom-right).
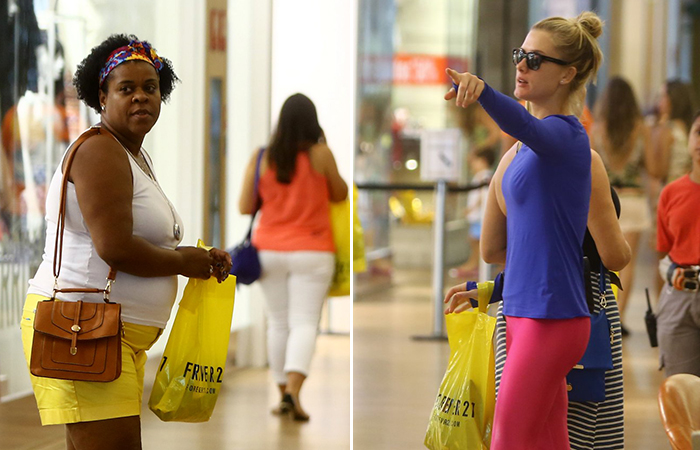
[
  {"x1": 238, "y1": 94, "x2": 348, "y2": 421},
  {"x1": 655, "y1": 109, "x2": 700, "y2": 377}
]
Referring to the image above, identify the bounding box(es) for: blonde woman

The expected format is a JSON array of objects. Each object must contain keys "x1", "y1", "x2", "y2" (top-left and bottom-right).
[{"x1": 444, "y1": 12, "x2": 630, "y2": 449}]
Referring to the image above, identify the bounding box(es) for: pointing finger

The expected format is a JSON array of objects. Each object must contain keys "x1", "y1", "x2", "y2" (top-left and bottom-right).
[{"x1": 445, "y1": 67, "x2": 461, "y2": 83}]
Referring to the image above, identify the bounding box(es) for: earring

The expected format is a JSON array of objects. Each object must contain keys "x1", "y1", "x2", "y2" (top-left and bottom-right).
[
  {"x1": 560, "y1": 80, "x2": 565, "y2": 85},
  {"x1": 101, "y1": 104, "x2": 106, "y2": 112}
]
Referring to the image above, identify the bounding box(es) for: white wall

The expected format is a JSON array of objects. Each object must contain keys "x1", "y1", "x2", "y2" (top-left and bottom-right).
[
  {"x1": 226, "y1": 0, "x2": 274, "y2": 367},
  {"x1": 269, "y1": 0, "x2": 358, "y2": 335},
  {"x1": 270, "y1": 0, "x2": 357, "y2": 185}
]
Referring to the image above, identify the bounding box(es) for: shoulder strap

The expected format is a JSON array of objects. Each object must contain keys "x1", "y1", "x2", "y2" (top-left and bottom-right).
[
  {"x1": 244, "y1": 148, "x2": 265, "y2": 240},
  {"x1": 253, "y1": 147, "x2": 265, "y2": 211},
  {"x1": 52, "y1": 126, "x2": 118, "y2": 302},
  {"x1": 598, "y1": 262, "x2": 608, "y2": 310}
]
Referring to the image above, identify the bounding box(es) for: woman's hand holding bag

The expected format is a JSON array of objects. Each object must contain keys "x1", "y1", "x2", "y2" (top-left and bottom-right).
[
  {"x1": 148, "y1": 240, "x2": 237, "y2": 422},
  {"x1": 425, "y1": 298, "x2": 496, "y2": 449}
]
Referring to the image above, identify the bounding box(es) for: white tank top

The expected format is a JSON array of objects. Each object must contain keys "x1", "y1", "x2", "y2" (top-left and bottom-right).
[{"x1": 28, "y1": 131, "x2": 184, "y2": 328}]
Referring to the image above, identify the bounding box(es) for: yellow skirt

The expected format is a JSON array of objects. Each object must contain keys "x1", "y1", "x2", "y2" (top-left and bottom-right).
[{"x1": 20, "y1": 294, "x2": 162, "y2": 425}]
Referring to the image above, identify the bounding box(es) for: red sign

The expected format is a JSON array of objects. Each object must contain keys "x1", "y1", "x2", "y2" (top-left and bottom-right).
[
  {"x1": 392, "y1": 54, "x2": 470, "y2": 85},
  {"x1": 209, "y1": 9, "x2": 226, "y2": 52}
]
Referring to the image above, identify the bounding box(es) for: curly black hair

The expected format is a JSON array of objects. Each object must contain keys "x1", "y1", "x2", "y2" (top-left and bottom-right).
[{"x1": 73, "y1": 34, "x2": 179, "y2": 114}]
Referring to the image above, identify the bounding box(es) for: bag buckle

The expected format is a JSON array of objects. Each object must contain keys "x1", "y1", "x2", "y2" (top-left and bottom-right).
[
  {"x1": 104, "y1": 278, "x2": 115, "y2": 302},
  {"x1": 70, "y1": 301, "x2": 83, "y2": 356}
]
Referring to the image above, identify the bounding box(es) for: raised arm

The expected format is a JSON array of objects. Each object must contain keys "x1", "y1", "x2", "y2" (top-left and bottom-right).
[{"x1": 445, "y1": 69, "x2": 580, "y2": 157}]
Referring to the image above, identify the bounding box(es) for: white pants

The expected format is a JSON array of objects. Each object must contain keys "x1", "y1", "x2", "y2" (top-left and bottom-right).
[{"x1": 258, "y1": 250, "x2": 335, "y2": 384}]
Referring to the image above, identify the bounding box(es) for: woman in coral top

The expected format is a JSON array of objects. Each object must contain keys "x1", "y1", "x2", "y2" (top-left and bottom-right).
[{"x1": 238, "y1": 93, "x2": 348, "y2": 421}]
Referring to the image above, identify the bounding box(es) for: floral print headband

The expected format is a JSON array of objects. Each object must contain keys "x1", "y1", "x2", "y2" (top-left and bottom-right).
[{"x1": 99, "y1": 39, "x2": 164, "y2": 87}]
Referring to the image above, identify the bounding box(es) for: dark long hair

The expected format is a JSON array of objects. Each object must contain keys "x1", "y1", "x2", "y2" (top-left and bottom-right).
[
  {"x1": 595, "y1": 76, "x2": 641, "y2": 156},
  {"x1": 268, "y1": 93, "x2": 323, "y2": 183},
  {"x1": 665, "y1": 80, "x2": 696, "y2": 134}
]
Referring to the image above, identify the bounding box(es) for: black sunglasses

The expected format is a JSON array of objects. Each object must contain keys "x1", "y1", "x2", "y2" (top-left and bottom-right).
[{"x1": 512, "y1": 48, "x2": 571, "y2": 71}]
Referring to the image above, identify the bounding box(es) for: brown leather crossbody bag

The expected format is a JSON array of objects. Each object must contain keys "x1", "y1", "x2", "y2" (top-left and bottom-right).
[{"x1": 30, "y1": 127, "x2": 123, "y2": 382}]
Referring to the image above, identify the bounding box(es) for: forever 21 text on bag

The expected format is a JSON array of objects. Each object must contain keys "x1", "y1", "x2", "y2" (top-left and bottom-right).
[
  {"x1": 148, "y1": 268, "x2": 236, "y2": 422},
  {"x1": 424, "y1": 300, "x2": 496, "y2": 450}
]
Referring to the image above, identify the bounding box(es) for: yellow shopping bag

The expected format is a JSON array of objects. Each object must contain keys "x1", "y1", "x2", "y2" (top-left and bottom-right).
[
  {"x1": 424, "y1": 299, "x2": 496, "y2": 450},
  {"x1": 353, "y1": 184, "x2": 367, "y2": 273},
  {"x1": 328, "y1": 199, "x2": 350, "y2": 296},
  {"x1": 148, "y1": 246, "x2": 236, "y2": 422}
]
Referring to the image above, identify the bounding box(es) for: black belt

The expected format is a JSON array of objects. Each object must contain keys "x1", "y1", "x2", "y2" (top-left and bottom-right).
[{"x1": 667, "y1": 261, "x2": 700, "y2": 292}]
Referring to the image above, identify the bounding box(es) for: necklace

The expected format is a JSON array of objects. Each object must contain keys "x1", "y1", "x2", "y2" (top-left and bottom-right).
[
  {"x1": 104, "y1": 128, "x2": 182, "y2": 241},
  {"x1": 129, "y1": 148, "x2": 182, "y2": 241},
  {"x1": 133, "y1": 152, "x2": 155, "y2": 180}
]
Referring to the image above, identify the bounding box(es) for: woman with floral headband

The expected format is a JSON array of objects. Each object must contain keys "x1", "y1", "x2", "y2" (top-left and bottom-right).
[{"x1": 20, "y1": 34, "x2": 231, "y2": 450}]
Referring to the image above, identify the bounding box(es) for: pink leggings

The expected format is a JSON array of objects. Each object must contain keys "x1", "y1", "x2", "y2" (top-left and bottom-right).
[{"x1": 490, "y1": 316, "x2": 590, "y2": 450}]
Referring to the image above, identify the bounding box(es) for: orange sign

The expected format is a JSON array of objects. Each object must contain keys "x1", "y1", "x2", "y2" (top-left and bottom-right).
[{"x1": 392, "y1": 54, "x2": 470, "y2": 85}]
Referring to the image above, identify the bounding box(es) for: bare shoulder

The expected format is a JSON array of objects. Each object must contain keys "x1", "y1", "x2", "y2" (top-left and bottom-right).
[
  {"x1": 590, "y1": 148, "x2": 605, "y2": 168},
  {"x1": 68, "y1": 133, "x2": 130, "y2": 175},
  {"x1": 308, "y1": 143, "x2": 335, "y2": 171},
  {"x1": 309, "y1": 142, "x2": 333, "y2": 160}
]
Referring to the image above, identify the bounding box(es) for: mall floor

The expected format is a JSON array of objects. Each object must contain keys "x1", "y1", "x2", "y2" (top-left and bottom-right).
[
  {"x1": 354, "y1": 232, "x2": 670, "y2": 449},
  {"x1": 1, "y1": 234, "x2": 671, "y2": 450},
  {"x1": 0, "y1": 330, "x2": 350, "y2": 449}
]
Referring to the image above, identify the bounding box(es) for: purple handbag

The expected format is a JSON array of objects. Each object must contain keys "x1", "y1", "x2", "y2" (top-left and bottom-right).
[{"x1": 228, "y1": 149, "x2": 264, "y2": 285}]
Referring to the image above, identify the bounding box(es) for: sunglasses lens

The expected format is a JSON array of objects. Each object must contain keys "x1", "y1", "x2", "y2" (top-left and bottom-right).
[
  {"x1": 513, "y1": 49, "x2": 542, "y2": 70},
  {"x1": 527, "y1": 53, "x2": 541, "y2": 70}
]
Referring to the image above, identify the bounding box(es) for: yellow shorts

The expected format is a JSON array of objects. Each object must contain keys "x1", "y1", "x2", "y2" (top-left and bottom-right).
[{"x1": 20, "y1": 294, "x2": 162, "y2": 426}]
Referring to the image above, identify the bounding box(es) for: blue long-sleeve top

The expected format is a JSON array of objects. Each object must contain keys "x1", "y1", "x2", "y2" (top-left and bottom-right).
[{"x1": 477, "y1": 83, "x2": 591, "y2": 319}]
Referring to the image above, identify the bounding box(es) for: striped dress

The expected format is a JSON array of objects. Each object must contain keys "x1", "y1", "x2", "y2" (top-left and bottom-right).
[{"x1": 494, "y1": 271, "x2": 625, "y2": 449}]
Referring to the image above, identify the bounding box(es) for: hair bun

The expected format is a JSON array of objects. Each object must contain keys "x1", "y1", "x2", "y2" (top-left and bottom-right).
[{"x1": 576, "y1": 11, "x2": 603, "y2": 39}]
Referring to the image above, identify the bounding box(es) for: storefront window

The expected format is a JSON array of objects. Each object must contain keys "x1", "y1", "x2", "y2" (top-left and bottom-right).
[
  {"x1": 355, "y1": 0, "x2": 478, "y2": 284},
  {"x1": 0, "y1": 0, "x2": 149, "y2": 400},
  {"x1": 1, "y1": 1, "x2": 90, "y2": 329}
]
